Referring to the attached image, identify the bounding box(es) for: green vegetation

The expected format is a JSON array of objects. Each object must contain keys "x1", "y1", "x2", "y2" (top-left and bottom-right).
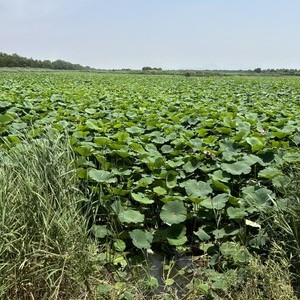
[
  {"x1": 1, "y1": 52, "x2": 300, "y2": 76},
  {"x1": 0, "y1": 52, "x2": 93, "y2": 70},
  {"x1": 0, "y1": 71, "x2": 300, "y2": 299},
  {"x1": 0, "y1": 134, "x2": 100, "y2": 299}
]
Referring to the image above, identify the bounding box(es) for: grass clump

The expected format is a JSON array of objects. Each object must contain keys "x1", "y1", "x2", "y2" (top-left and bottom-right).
[
  {"x1": 267, "y1": 163, "x2": 300, "y2": 295},
  {"x1": 228, "y1": 250, "x2": 297, "y2": 300},
  {"x1": 0, "y1": 134, "x2": 100, "y2": 300}
]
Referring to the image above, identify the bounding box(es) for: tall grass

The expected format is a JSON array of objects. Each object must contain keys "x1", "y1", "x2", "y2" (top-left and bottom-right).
[
  {"x1": 268, "y1": 163, "x2": 300, "y2": 295},
  {"x1": 0, "y1": 134, "x2": 100, "y2": 300}
]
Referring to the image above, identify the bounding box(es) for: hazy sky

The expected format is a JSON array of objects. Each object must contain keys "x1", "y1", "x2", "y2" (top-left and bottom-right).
[{"x1": 0, "y1": 0, "x2": 299, "y2": 70}]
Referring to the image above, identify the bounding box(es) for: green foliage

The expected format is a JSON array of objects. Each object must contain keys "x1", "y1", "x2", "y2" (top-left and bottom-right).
[
  {"x1": 160, "y1": 201, "x2": 187, "y2": 225},
  {"x1": 0, "y1": 134, "x2": 100, "y2": 299},
  {"x1": 1, "y1": 72, "x2": 300, "y2": 296},
  {"x1": 130, "y1": 229, "x2": 153, "y2": 249},
  {"x1": 0, "y1": 52, "x2": 92, "y2": 70}
]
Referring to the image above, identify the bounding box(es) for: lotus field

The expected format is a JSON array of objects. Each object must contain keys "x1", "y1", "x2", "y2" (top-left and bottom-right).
[{"x1": 1, "y1": 72, "x2": 300, "y2": 267}]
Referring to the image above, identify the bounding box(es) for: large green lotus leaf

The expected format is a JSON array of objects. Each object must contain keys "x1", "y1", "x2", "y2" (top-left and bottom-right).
[
  {"x1": 111, "y1": 167, "x2": 132, "y2": 176},
  {"x1": 111, "y1": 187, "x2": 130, "y2": 196},
  {"x1": 86, "y1": 119, "x2": 101, "y2": 131},
  {"x1": 114, "y1": 239, "x2": 126, "y2": 252},
  {"x1": 165, "y1": 132, "x2": 177, "y2": 141},
  {"x1": 258, "y1": 166, "x2": 282, "y2": 179},
  {"x1": 220, "y1": 161, "x2": 251, "y2": 175},
  {"x1": 213, "y1": 228, "x2": 227, "y2": 239},
  {"x1": 84, "y1": 108, "x2": 96, "y2": 114},
  {"x1": 115, "y1": 147, "x2": 130, "y2": 158},
  {"x1": 222, "y1": 115, "x2": 235, "y2": 128},
  {"x1": 166, "y1": 171, "x2": 177, "y2": 189},
  {"x1": 129, "y1": 229, "x2": 153, "y2": 249},
  {"x1": 153, "y1": 136, "x2": 167, "y2": 144},
  {"x1": 160, "y1": 200, "x2": 187, "y2": 225},
  {"x1": 126, "y1": 111, "x2": 137, "y2": 119},
  {"x1": 88, "y1": 169, "x2": 117, "y2": 183},
  {"x1": 219, "y1": 139, "x2": 238, "y2": 152},
  {"x1": 94, "y1": 137, "x2": 111, "y2": 147},
  {"x1": 213, "y1": 226, "x2": 240, "y2": 239},
  {"x1": 145, "y1": 143, "x2": 158, "y2": 152},
  {"x1": 215, "y1": 126, "x2": 232, "y2": 134},
  {"x1": 203, "y1": 119, "x2": 215, "y2": 128},
  {"x1": 233, "y1": 120, "x2": 250, "y2": 141},
  {"x1": 126, "y1": 126, "x2": 144, "y2": 134},
  {"x1": 183, "y1": 160, "x2": 201, "y2": 173},
  {"x1": 236, "y1": 120, "x2": 251, "y2": 134},
  {"x1": 109, "y1": 142, "x2": 123, "y2": 150},
  {"x1": 246, "y1": 112, "x2": 258, "y2": 123},
  {"x1": 194, "y1": 228, "x2": 211, "y2": 241},
  {"x1": 111, "y1": 200, "x2": 124, "y2": 214},
  {"x1": 0, "y1": 101, "x2": 12, "y2": 108},
  {"x1": 241, "y1": 186, "x2": 273, "y2": 212},
  {"x1": 166, "y1": 225, "x2": 187, "y2": 246},
  {"x1": 0, "y1": 113, "x2": 14, "y2": 124},
  {"x1": 136, "y1": 176, "x2": 154, "y2": 187},
  {"x1": 115, "y1": 131, "x2": 130, "y2": 142},
  {"x1": 180, "y1": 179, "x2": 212, "y2": 198},
  {"x1": 73, "y1": 145, "x2": 93, "y2": 156},
  {"x1": 222, "y1": 151, "x2": 241, "y2": 162},
  {"x1": 242, "y1": 154, "x2": 264, "y2": 166},
  {"x1": 10, "y1": 122, "x2": 28, "y2": 132},
  {"x1": 119, "y1": 210, "x2": 144, "y2": 224},
  {"x1": 283, "y1": 152, "x2": 300, "y2": 163},
  {"x1": 77, "y1": 168, "x2": 87, "y2": 179},
  {"x1": 166, "y1": 159, "x2": 184, "y2": 168},
  {"x1": 209, "y1": 169, "x2": 231, "y2": 183},
  {"x1": 131, "y1": 192, "x2": 154, "y2": 204},
  {"x1": 200, "y1": 193, "x2": 228, "y2": 210},
  {"x1": 155, "y1": 224, "x2": 187, "y2": 246},
  {"x1": 153, "y1": 186, "x2": 167, "y2": 195},
  {"x1": 227, "y1": 206, "x2": 248, "y2": 220},
  {"x1": 92, "y1": 225, "x2": 111, "y2": 238},
  {"x1": 190, "y1": 138, "x2": 203, "y2": 149},
  {"x1": 272, "y1": 175, "x2": 292, "y2": 188},
  {"x1": 196, "y1": 128, "x2": 207, "y2": 137},
  {"x1": 72, "y1": 130, "x2": 89, "y2": 138},
  {"x1": 161, "y1": 144, "x2": 173, "y2": 153},
  {"x1": 142, "y1": 155, "x2": 164, "y2": 170},
  {"x1": 211, "y1": 180, "x2": 230, "y2": 193},
  {"x1": 292, "y1": 134, "x2": 300, "y2": 145},
  {"x1": 272, "y1": 140, "x2": 290, "y2": 149},
  {"x1": 272, "y1": 130, "x2": 290, "y2": 139},
  {"x1": 203, "y1": 135, "x2": 218, "y2": 145},
  {"x1": 246, "y1": 137, "x2": 265, "y2": 152},
  {"x1": 130, "y1": 142, "x2": 144, "y2": 152}
]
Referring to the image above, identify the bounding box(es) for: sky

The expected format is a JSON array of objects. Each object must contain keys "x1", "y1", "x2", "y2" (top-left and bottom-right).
[{"x1": 0, "y1": 0, "x2": 300, "y2": 70}]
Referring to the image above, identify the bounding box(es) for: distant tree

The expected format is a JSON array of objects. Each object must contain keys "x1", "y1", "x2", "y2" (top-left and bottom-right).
[
  {"x1": 254, "y1": 67, "x2": 262, "y2": 73},
  {"x1": 142, "y1": 66, "x2": 162, "y2": 71},
  {"x1": 142, "y1": 66, "x2": 152, "y2": 71}
]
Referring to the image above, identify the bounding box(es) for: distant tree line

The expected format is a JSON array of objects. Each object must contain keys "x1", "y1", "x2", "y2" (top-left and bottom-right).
[
  {"x1": 0, "y1": 52, "x2": 93, "y2": 70},
  {"x1": 252, "y1": 67, "x2": 300, "y2": 75},
  {"x1": 142, "y1": 66, "x2": 163, "y2": 71}
]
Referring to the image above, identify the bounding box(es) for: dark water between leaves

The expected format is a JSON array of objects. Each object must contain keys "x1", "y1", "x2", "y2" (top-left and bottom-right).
[{"x1": 144, "y1": 252, "x2": 201, "y2": 296}]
